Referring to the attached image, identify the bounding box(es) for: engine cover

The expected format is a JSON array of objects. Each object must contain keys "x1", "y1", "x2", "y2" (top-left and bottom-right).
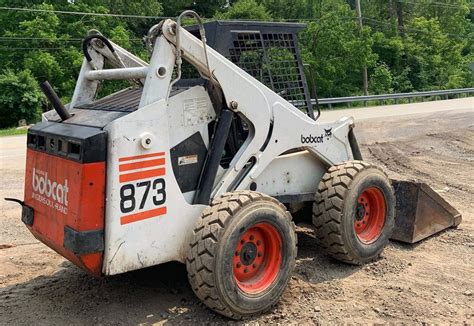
[{"x1": 24, "y1": 122, "x2": 106, "y2": 276}]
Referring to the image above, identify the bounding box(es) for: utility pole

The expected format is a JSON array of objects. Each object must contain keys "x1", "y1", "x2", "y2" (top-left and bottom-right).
[
  {"x1": 355, "y1": 0, "x2": 369, "y2": 96},
  {"x1": 396, "y1": 1, "x2": 405, "y2": 36}
]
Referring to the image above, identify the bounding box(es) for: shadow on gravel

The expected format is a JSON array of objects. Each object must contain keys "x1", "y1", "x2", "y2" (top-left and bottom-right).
[
  {"x1": 0, "y1": 261, "x2": 229, "y2": 325},
  {"x1": 293, "y1": 229, "x2": 361, "y2": 284},
  {"x1": 1, "y1": 227, "x2": 373, "y2": 325},
  {"x1": 388, "y1": 225, "x2": 463, "y2": 251}
]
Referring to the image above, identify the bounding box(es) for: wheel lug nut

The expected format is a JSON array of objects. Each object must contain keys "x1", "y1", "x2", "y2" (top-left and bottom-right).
[
  {"x1": 236, "y1": 263, "x2": 241, "y2": 268},
  {"x1": 244, "y1": 268, "x2": 248, "y2": 273},
  {"x1": 256, "y1": 240, "x2": 261, "y2": 246},
  {"x1": 235, "y1": 251, "x2": 239, "y2": 256},
  {"x1": 240, "y1": 240, "x2": 245, "y2": 244},
  {"x1": 257, "y1": 252, "x2": 262, "y2": 257},
  {"x1": 252, "y1": 263, "x2": 256, "y2": 268},
  {"x1": 249, "y1": 235, "x2": 254, "y2": 241}
]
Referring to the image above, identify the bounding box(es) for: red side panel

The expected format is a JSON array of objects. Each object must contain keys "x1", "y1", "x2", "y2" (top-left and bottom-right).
[{"x1": 24, "y1": 149, "x2": 105, "y2": 276}]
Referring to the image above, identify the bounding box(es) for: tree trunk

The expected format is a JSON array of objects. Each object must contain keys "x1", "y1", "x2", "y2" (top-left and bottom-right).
[{"x1": 396, "y1": 1, "x2": 405, "y2": 36}]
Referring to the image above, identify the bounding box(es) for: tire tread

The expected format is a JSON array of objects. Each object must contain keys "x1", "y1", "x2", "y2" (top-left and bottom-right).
[
  {"x1": 312, "y1": 160, "x2": 391, "y2": 264},
  {"x1": 186, "y1": 191, "x2": 294, "y2": 319}
]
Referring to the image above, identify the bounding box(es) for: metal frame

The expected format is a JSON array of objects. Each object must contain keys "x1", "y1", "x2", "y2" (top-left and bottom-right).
[{"x1": 186, "y1": 21, "x2": 314, "y2": 118}]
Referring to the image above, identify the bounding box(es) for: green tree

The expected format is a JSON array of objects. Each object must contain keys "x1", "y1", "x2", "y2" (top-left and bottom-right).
[
  {"x1": 404, "y1": 17, "x2": 466, "y2": 90},
  {"x1": 163, "y1": 0, "x2": 227, "y2": 17},
  {"x1": 261, "y1": 0, "x2": 317, "y2": 20},
  {"x1": 369, "y1": 63, "x2": 393, "y2": 94},
  {"x1": 0, "y1": 69, "x2": 44, "y2": 128},
  {"x1": 24, "y1": 52, "x2": 63, "y2": 82},
  {"x1": 216, "y1": 0, "x2": 271, "y2": 20},
  {"x1": 299, "y1": 0, "x2": 377, "y2": 97}
]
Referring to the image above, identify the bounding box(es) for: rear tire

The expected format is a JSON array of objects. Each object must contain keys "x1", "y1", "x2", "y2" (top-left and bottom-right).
[
  {"x1": 312, "y1": 161, "x2": 395, "y2": 265},
  {"x1": 186, "y1": 191, "x2": 297, "y2": 319}
]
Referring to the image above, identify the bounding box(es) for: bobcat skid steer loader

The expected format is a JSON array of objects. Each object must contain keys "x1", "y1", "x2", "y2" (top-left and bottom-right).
[{"x1": 10, "y1": 11, "x2": 461, "y2": 319}]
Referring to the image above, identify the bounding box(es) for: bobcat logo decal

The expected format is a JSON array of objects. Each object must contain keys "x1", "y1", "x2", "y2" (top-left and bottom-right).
[{"x1": 324, "y1": 128, "x2": 332, "y2": 140}]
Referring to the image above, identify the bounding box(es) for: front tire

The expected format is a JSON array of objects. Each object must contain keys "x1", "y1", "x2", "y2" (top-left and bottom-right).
[
  {"x1": 186, "y1": 191, "x2": 297, "y2": 319},
  {"x1": 312, "y1": 161, "x2": 395, "y2": 265}
]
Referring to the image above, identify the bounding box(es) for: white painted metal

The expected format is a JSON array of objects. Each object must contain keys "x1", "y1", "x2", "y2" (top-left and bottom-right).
[
  {"x1": 254, "y1": 151, "x2": 327, "y2": 197},
  {"x1": 91, "y1": 39, "x2": 148, "y2": 69},
  {"x1": 139, "y1": 36, "x2": 176, "y2": 108},
  {"x1": 103, "y1": 100, "x2": 206, "y2": 275},
  {"x1": 167, "y1": 86, "x2": 216, "y2": 149},
  {"x1": 70, "y1": 50, "x2": 104, "y2": 108},
  {"x1": 70, "y1": 38, "x2": 149, "y2": 109},
  {"x1": 103, "y1": 90, "x2": 214, "y2": 274}
]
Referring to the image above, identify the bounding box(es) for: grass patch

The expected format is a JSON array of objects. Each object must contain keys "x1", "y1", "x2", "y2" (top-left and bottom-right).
[{"x1": 0, "y1": 127, "x2": 28, "y2": 137}]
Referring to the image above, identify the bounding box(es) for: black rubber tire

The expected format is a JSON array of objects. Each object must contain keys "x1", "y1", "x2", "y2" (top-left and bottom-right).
[
  {"x1": 186, "y1": 191, "x2": 297, "y2": 319},
  {"x1": 312, "y1": 160, "x2": 395, "y2": 265}
]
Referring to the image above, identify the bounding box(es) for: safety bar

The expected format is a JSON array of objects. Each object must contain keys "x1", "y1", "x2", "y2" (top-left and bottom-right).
[{"x1": 85, "y1": 67, "x2": 149, "y2": 81}]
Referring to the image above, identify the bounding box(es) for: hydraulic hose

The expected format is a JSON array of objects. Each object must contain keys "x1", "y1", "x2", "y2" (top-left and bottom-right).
[
  {"x1": 82, "y1": 34, "x2": 115, "y2": 64},
  {"x1": 171, "y1": 10, "x2": 212, "y2": 88}
]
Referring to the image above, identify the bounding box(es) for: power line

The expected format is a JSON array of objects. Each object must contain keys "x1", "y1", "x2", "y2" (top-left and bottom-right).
[
  {"x1": 0, "y1": 47, "x2": 67, "y2": 50},
  {"x1": 397, "y1": 0, "x2": 473, "y2": 10},
  {"x1": 0, "y1": 6, "x2": 169, "y2": 19},
  {"x1": 0, "y1": 20, "x2": 468, "y2": 43},
  {"x1": 0, "y1": 37, "x2": 81, "y2": 41},
  {"x1": 363, "y1": 17, "x2": 471, "y2": 39},
  {"x1": 0, "y1": 6, "x2": 359, "y2": 23},
  {"x1": 0, "y1": 37, "x2": 143, "y2": 44},
  {"x1": 363, "y1": 18, "x2": 465, "y2": 39},
  {"x1": 0, "y1": 6, "x2": 469, "y2": 40},
  {"x1": 1, "y1": 19, "x2": 469, "y2": 47},
  {"x1": 364, "y1": 16, "x2": 469, "y2": 38},
  {"x1": 0, "y1": 3, "x2": 471, "y2": 23}
]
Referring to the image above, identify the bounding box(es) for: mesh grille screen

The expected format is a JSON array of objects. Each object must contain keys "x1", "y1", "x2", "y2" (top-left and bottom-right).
[{"x1": 228, "y1": 31, "x2": 308, "y2": 111}]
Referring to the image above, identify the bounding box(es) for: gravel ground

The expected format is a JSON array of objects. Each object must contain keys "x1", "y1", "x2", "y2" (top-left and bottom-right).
[{"x1": 1, "y1": 106, "x2": 473, "y2": 325}]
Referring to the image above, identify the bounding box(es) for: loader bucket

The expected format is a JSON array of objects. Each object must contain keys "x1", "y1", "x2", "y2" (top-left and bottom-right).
[{"x1": 390, "y1": 180, "x2": 462, "y2": 244}]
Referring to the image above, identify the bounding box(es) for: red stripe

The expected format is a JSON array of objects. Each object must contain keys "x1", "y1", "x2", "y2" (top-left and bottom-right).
[
  {"x1": 119, "y1": 167, "x2": 165, "y2": 183},
  {"x1": 119, "y1": 158, "x2": 165, "y2": 172},
  {"x1": 119, "y1": 152, "x2": 165, "y2": 162},
  {"x1": 121, "y1": 206, "x2": 167, "y2": 225}
]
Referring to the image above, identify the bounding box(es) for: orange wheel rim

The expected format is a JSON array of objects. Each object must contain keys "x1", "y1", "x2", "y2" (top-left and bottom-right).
[
  {"x1": 354, "y1": 187, "x2": 386, "y2": 244},
  {"x1": 233, "y1": 222, "x2": 282, "y2": 294}
]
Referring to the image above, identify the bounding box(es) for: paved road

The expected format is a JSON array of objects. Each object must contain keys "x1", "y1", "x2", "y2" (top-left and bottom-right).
[
  {"x1": 0, "y1": 134, "x2": 26, "y2": 170},
  {"x1": 318, "y1": 97, "x2": 473, "y2": 122},
  {"x1": 0, "y1": 133, "x2": 27, "y2": 213}
]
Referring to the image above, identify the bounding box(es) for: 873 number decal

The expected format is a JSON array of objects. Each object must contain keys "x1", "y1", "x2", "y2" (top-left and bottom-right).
[{"x1": 120, "y1": 178, "x2": 166, "y2": 214}]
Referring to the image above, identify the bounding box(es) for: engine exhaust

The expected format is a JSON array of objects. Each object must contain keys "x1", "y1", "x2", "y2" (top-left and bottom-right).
[{"x1": 40, "y1": 81, "x2": 71, "y2": 121}]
